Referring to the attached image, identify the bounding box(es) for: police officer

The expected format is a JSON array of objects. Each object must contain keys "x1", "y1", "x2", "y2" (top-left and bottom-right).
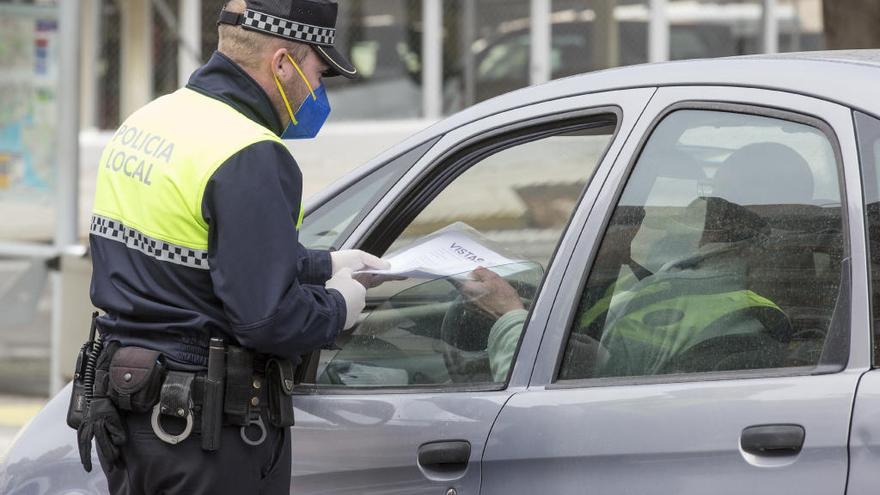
[{"x1": 77, "y1": 1, "x2": 387, "y2": 493}]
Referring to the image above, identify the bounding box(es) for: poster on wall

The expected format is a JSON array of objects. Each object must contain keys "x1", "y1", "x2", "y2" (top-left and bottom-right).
[{"x1": 0, "y1": 4, "x2": 58, "y2": 242}]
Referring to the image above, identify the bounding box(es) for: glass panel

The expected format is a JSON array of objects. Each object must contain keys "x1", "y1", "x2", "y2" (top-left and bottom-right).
[
  {"x1": 308, "y1": 117, "x2": 618, "y2": 388},
  {"x1": 855, "y1": 112, "x2": 880, "y2": 365},
  {"x1": 317, "y1": 262, "x2": 542, "y2": 386},
  {"x1": 665, "y1": 0, "x2": 763, "y2": 58},
  {"x1": 443, "y1": 0, "x2": 533, "y2": 112},
  {"x1": 299, "y1": 139, "x2": 436, "y2": 250},
  {"x1": 777, "y1": 0, "x2": 827, "y2": 53},
  {"x1": 0, "y1": 3, "x2": 59, "y2": 241},
  {"x1": 323, "y1": 0, "x2": 424, "y2": 121},
  {"x1": 559, "y1": 109, "x2": 846, "y2": 381}
]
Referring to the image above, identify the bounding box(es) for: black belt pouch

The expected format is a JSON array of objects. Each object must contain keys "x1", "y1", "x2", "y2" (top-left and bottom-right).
[
  {"x1": 109, "y1": 346, "x2": 165, "y2": 413},
  {"x1": 223, "y1": 346, "x2": 253, "y2": 426},
  {"x1": 266, "y1": 358, "x2": 296, "y2": 428}
]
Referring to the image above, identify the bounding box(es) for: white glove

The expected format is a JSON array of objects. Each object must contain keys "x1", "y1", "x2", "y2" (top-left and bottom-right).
[
  {"x1": 330, "y1": 249, "x2": 390, "y2": 275},
  {"x1": 325, "y1": 268, "x2": 366, "y2": 330}
]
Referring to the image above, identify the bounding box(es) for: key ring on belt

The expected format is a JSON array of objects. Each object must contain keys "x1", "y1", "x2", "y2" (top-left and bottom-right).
[{"x1": 151, "y1": 400, "x2": 194, "y2": 445}]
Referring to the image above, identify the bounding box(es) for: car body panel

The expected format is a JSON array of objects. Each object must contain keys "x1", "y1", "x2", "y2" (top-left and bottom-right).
[
  {"x1": 481, "y1": 85, "x2": 869, "y2": 495},
  {"x1": 482, "y1": 371, "x2": 863, "y2": 495},
  {"x1": 0, "y1": 384, "x2": 109, "y2": 495},
  {"x1": 847, "y1": 369, "x2": 880, "y2": 495}
]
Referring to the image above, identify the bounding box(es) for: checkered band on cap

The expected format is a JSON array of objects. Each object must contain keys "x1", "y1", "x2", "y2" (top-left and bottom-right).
[
  {"x1": 90, "y1": 215, "x2": 210, "y2": 270},
  {"x1": 243, "y1": 9, "x2": 335, "y2": 46}
]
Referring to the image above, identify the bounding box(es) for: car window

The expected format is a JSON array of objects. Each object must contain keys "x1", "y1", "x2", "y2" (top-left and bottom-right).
[
  {"x1": 299, "y1": 139, "x2": 437, "y2": 250},
  {"x1": 855, "y1": 111, "x2": 880, "y2": 364},
  {"x1": 558, "y1": 109, "x2": 847, "y2": 381},
  {"x1": 307, "y1": 116, "x2": 618, "y2": 389}
]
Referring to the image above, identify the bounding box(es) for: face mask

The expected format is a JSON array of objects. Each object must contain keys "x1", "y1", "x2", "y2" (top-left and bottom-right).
[{"x1": 273, "y1": 53, "x2": 331, "y2": 140}]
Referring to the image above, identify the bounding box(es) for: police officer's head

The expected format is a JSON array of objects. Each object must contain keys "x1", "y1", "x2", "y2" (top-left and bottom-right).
[{"x1": 217, "y1": 0, "x2": 357, "y2": 134}]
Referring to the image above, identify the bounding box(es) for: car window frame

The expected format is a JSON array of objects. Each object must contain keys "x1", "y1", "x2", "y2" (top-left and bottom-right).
[
  {"x1": 294, "y1": 105, "x2": 626, "y2": 395},
  {"x1": 545, "y1": 99, "x2": 853, "y2": 390}
]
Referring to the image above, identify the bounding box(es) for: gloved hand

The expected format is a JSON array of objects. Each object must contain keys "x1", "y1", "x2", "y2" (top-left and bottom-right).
[
  {"x1": 77, "y1": 395, "x2": 127, "y2": 472},
  {"x1": 330, "y1": 249, "x2": 390, "y2": 275},
  {"x1": 326, "y1": 267, "x2": 367, "y2": 330}
]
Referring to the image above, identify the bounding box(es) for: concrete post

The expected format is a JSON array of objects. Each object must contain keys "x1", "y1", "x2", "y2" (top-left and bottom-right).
[
  {"x1": 762, "y1": 0, "x2": 779, "y2": 54},
  {"x1": 648, "y1": 0, "x2": 669, "y2": 63},
  {"x1": 52, "y1": 0, "x2": 82, "y2": 394},
  {"x1": 120, "y1": 0, "x2": 153, "y2": 120},
  {"x1": 530, "y1": 0, "x2": 551, "y2": 85},
  {"x1": 422, "y1": 0, "x2": 443, "y2": 119},
  {"x1": 593, "y1": 0, "x2": 619, "y2": 70},
  {"x1": 461, "y1": 0, "x2": 476, "y2": 106},
  {"x1": 178, "y1": 0, "x2": 202, "y2": 87},
  {"x1": 79, "y1": 0, "x2": 101, "y2": 130}
]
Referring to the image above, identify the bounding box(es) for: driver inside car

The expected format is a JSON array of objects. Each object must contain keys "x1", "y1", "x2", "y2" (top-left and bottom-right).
[{"x1": 457, "y1": 194, "x2": 793, "y2": 380}]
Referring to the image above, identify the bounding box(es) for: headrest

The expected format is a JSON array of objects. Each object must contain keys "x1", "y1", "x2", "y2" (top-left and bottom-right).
[
  {"x1": 700, "y1": 196, "x2": 769, "y2": 245},
  {"x1": 713, "y1": 143, "x2": 814, "y2": 206}
]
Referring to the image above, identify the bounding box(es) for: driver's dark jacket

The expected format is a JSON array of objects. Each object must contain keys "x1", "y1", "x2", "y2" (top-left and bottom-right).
[{"x1": 89, "y1": 52, "x2": 345, "y2": 368}]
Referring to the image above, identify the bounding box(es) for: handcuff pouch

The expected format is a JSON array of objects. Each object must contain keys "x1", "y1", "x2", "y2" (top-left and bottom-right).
[{"x1": 109, "y1": 346, "x2": 165, "y2": 413}]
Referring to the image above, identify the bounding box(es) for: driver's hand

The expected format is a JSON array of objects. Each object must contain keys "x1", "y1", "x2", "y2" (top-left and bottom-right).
[{"x1": 456, "y1": 266, "x2": 525, "y2": 319}]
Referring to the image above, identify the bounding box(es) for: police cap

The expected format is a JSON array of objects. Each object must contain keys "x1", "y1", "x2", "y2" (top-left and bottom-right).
[{"x1": 218, "y1": 0, "x2": 357, "y2": 79}]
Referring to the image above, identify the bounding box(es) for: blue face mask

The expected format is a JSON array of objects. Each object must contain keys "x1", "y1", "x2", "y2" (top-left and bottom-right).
[
  {"x1": 280, "y1": 84, "x2": 330, "y2": 140},
  {"x1": 274, "y1": 53, "x2": 331, "y2": 140}
]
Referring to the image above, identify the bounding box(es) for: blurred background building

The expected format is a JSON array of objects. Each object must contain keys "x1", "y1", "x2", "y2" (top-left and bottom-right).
[{"x1": 0, "y1": 0, "x2": 877, "y2": 450}]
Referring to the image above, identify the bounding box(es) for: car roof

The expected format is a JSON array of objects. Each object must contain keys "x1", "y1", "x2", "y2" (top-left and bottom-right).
[
  {"x1": 462, "y1": 49, "x2": 880, "y2": 127},
  {"x1": 312, "y1": 50, "x2": 880, "y2": 206}
]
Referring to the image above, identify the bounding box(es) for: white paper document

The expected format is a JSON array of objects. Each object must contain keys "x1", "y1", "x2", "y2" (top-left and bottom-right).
[{"x1": 359, "y1": 230, "x2": 525, "y2": 279}]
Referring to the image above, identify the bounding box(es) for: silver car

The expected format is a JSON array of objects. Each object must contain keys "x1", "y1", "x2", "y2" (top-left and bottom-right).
[{"x1": 5, "y1": 50, "x2": 880, "y2": 495}]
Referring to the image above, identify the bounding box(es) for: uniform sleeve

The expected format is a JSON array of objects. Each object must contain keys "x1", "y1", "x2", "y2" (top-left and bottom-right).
[
  {"x1": 487, "y1": 309, "x2": 529, "y2": 382},
  {"x1": 202, "y1": 140, "x2": 345, "y2": 362},
  {"x1": 297, "y1": 246, "x2": 334, "y2": 285}
]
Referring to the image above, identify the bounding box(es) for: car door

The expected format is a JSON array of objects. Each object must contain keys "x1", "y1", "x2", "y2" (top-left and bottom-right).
[
  {"x1": 482, "y1": 86, "x2": 869, "y2": 495},
  {"x1": 845, "y1": 111, "x2": 880, "y2": 494},
  {"x1": 288, "y1": 88, "x2": 656, "y2": 494}
]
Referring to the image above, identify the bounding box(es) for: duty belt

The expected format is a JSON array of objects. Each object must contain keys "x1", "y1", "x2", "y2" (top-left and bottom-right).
[
  {"x1": 151, "y1": 369, "x2": 271, "y2": 446},
  {"x1": 104, "y1": 339, "x2": 296, "y2": 451}
]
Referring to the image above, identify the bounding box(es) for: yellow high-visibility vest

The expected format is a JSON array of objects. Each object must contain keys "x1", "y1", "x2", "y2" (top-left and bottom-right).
[{"x1": 91, "y1": 88, "x2": 302, "y2": 270}]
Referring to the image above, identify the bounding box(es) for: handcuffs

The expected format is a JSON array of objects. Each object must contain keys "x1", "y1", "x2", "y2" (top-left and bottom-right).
[
  {"x1": 151, "y1": 371, "x2": 195, "y2": 444},
  {"x1": 150, "y1": 372, "x2": 268, "y2": 447}
]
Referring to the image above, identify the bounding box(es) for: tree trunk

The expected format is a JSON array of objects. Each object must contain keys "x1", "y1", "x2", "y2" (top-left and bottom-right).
[{"x1": 823, "y1": 0, "x2": 880, "y2": 49}]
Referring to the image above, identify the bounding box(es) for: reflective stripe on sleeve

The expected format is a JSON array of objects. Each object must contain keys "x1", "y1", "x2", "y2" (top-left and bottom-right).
[{"x1": 90, "y1": 215, "x2": 210, "y2": 270}]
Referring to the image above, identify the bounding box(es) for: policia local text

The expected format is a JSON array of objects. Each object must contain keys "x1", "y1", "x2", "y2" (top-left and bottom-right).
[{"x1": 103, "y1": 125, "x2": 176, "y2": 185}]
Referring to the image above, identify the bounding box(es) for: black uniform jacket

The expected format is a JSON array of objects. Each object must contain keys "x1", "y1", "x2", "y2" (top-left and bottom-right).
[{"x1": 89, "y1": 52, "x2": 346, "y2": 367}]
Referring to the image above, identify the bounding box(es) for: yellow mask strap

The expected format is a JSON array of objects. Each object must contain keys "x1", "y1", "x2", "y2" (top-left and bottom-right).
[
  {"x1": 286, "y1": 53, "x2": 316, "y2": 100},
  {"x1": 273, "y1": 71, "x2": 297, "y2": 126}
]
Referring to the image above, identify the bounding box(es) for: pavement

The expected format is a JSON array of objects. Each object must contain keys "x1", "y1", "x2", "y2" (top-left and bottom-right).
[{"x1": 0, "y1": 395, "x2": 47, "y2": 459}]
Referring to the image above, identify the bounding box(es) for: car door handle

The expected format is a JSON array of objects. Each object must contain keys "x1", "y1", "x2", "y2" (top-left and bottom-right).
[
  {"x1": 741, "y1": 424, "x2": 805, "y2": 456},
  {"x1": 418, "y1": 440, "x2": 471, "y2": 473}
]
